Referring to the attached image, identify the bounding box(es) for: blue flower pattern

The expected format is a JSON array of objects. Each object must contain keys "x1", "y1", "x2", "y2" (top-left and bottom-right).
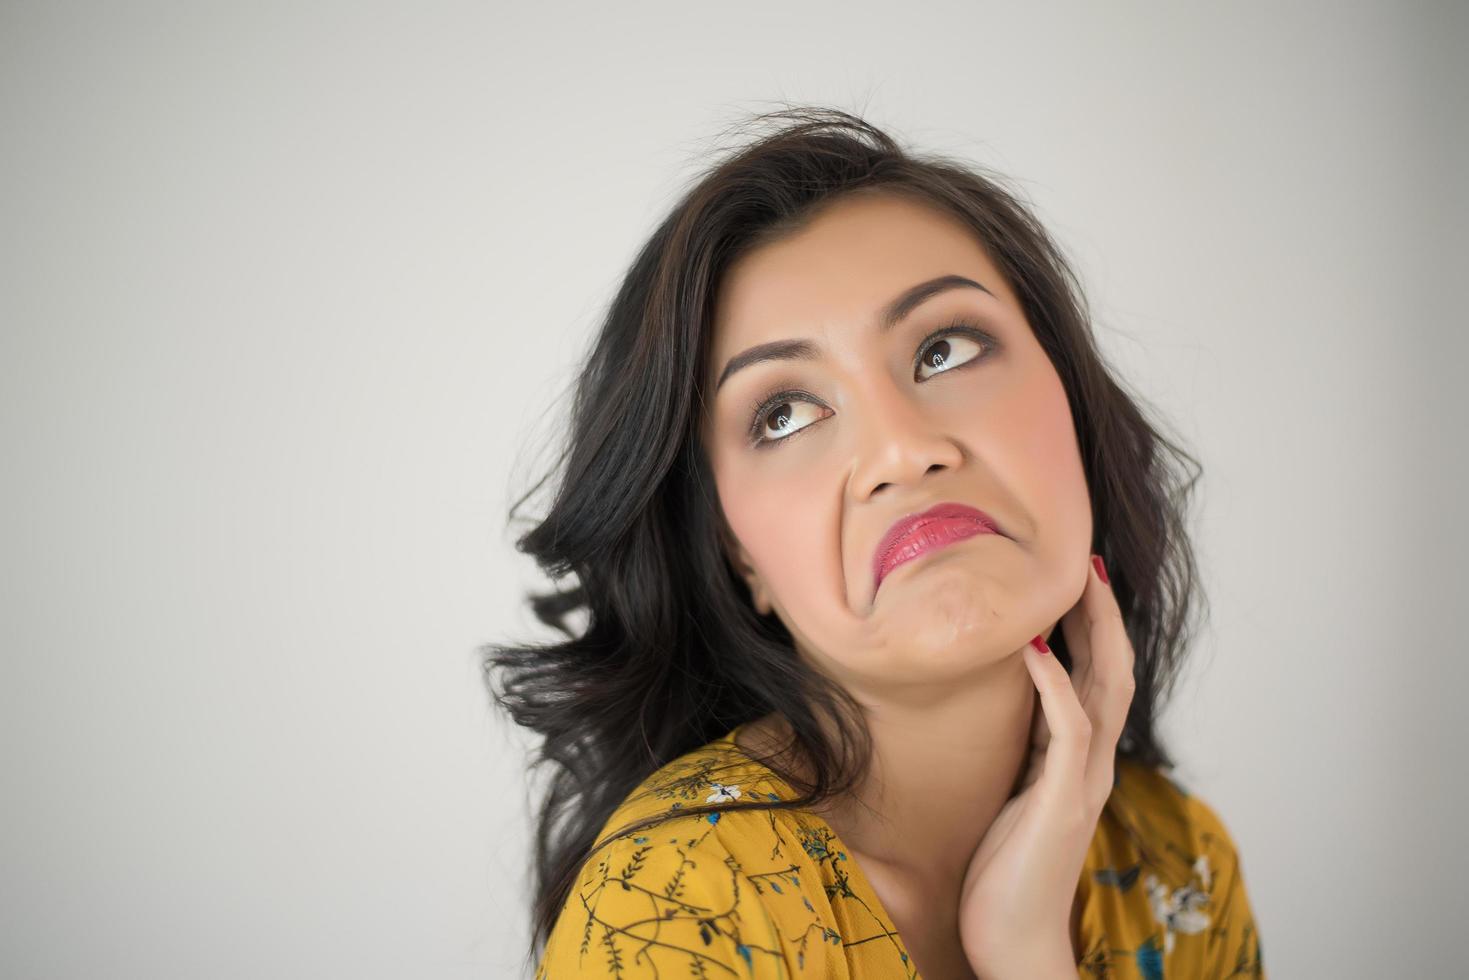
[{"x1": 536, "y1": 725, "x2": 1265, "y2": 978}]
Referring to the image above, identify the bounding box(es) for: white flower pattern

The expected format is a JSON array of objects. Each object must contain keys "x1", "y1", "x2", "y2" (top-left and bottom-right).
[
  {"x1": 1193, "y1": 852, "x2": 1213, "y2": 890},
  {"x1": 705, "y1": 781, "x2": 741, "y2": 803},
  {"x1": 1144, "y1": 859, "x2": 1213, "y2": 956},
  {"x1": 539, "y1": 734, "x2": 1265, "y2": 979}
]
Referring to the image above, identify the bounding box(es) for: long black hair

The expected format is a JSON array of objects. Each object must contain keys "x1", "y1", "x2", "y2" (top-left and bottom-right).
[{"x1": 481, "y1": 105, "x2": 1206, "y2": 971}]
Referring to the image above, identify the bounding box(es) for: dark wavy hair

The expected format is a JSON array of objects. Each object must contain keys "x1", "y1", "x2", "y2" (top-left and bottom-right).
[{"x1": 481, "y1": 105, "x2": 1206, "y2": 972}]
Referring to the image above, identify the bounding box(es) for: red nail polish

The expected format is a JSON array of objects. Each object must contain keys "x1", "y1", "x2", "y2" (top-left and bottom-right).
[
  {"x1": 1030, "y1": 635, "x2": 1050, "y2": 654},
  {"x1": 1092, "y1": 554, "x2": 1110, "y2": 585}
]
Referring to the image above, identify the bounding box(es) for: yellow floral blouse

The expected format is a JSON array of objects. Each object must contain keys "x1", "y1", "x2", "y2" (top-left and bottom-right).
[{"x1": 535, "y1": 723, "x2": 1265, "y2": 978}]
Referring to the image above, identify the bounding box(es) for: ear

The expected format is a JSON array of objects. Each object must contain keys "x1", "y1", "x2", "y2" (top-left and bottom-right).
[{"x1": 715, "y1": 514, "x2": 773, "y2": 617}]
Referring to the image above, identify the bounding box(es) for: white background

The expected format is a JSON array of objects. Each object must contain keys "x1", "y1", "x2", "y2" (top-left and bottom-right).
[{"x1": 2, "y1": 1, "x2": 1464, "y2": 977}]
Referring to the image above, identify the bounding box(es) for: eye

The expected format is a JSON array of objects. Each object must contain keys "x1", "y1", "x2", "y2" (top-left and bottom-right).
[
  {"x1": 916, "y1": 331, "x2": 987, "y2": 380},
  {"x1": 744, "y1": 320, "x2": 999, "y2": 450},
  {"x1": 747, "y1": 394, "x2": 831, "y2": 448}
]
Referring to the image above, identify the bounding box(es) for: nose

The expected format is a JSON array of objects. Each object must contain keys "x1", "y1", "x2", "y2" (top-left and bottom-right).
[{"x1": 848, "y1": 376, "x2": 964, "y2": 500}]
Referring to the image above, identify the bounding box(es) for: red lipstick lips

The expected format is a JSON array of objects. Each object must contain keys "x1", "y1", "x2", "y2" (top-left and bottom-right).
[{"x1": 872, "y1": 501, "x2": 1005, "y2": 594}]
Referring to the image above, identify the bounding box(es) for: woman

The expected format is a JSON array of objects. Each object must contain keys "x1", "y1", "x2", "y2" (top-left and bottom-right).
[{"x1": 485, "y1": 106, "x2": 1265, "y2": 979}]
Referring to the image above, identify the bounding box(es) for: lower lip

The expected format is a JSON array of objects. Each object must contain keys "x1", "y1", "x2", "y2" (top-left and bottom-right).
[{"x1": 876, "y1": 519, "x2": 997, "y2": 590}]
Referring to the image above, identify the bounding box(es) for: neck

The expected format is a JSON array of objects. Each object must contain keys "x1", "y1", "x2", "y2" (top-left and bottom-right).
[{"x1": 742, "y1": 651, "x2": 1037, "y2": 905}]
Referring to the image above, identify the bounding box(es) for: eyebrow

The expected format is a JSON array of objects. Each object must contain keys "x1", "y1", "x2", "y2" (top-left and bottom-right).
[{"x1": 713, "y1": 274, "x2": 995, "y2": 393}]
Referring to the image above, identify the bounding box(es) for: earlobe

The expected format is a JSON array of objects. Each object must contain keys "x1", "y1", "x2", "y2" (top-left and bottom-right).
[
  {"x1": 716, "y1": 518, "x2": 771, "y2": 616},
  {"x1": 714, "y1": 515, "x2": 744, "y2": 574},
  {"x1": 733, "y1": 551, "x2": 771, "y2": 616},
  {"x1": 748, "y1": 577, "x2": 772, "y2": 617}
]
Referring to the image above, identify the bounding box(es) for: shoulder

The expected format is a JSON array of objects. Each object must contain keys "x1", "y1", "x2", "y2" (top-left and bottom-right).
[
  {"x1": 1093, "y1": 758, "x2": 1251, "y2": 891},
  {"x1": 537, "y1": 738, "x2": 844, "y2": 978},
  {"x1": 1077, "y1": 759, "x2": 1265, "y2": 975},
  {"x1": 593, "y1": 735, "x2": 796, "y2": 841},
  {"x1": 1108, "y1": 759, "x2": 1250, "y2": 876}
]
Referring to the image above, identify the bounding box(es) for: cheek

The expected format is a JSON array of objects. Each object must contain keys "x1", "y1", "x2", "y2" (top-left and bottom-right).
[
  {"x1": 1031, "y1": 373, "x2": 1086, "y2": 480},
  {"x1": 982, "y1": 365, "x2": 1091, "y2": 547},
  {"x1": 716, "y1": 452, "x2": 845, "y2": 617}
]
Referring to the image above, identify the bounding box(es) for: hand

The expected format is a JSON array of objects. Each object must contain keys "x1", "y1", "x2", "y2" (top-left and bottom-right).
[{"x1": 957, "y1": 554, "x2": 1136, "y2": 978}]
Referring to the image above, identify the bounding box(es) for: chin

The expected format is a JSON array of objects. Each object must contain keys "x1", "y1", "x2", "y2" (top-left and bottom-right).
[{"x1": 872, "y1": 572, "x2": 1012, "y2": 661}]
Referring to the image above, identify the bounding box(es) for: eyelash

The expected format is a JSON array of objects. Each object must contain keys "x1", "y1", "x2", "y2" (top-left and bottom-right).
[{"x1": 744, "y1": 316, "x2": 999, "y2": 450}]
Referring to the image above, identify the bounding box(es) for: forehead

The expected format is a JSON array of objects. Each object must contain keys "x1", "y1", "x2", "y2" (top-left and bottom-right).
[{"x1": 709, "y1": 192, "x2": 1012, "y2": 359}]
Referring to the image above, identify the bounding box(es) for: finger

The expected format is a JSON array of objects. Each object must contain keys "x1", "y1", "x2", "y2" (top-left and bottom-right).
[
  {"x1": 1015, "y1": 686, "x2": 1049, "y2": 793},
  {"x1": 1021, "y1": 636, "x2": 1091, "y2": 811},
  {"x1": 1074, "y1": 556, "x2": 1135, "y2": 804},
  {"x1": 1078, "y1": 555, "x2": 1133, "y2": 723},
  {"x1": 1059, "y1": 555, "x2": 1108, "y2": 705},
  {"x1": 1060, "y1": 599, "x2": 1094, "y2": 708}
]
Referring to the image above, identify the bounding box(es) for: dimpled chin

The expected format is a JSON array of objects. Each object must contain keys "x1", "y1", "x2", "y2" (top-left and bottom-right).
[{"x1": 869, "y1": 564, "x2": 1008, "y2": 667}]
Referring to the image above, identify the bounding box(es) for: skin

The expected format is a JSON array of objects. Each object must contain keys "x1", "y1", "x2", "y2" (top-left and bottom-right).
[{"x1": 699, "y1": 191, "x2": 1132, "y2": 978}]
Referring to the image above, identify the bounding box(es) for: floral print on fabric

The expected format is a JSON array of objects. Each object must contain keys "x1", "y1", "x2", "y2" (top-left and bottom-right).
[{"x1": 536, "y1": 725, "x2": 1265, "y2": 978}]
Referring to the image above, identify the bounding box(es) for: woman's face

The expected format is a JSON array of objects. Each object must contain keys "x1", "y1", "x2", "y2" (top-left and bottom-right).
[{"x1": 700, "y1": 191, "x2": 1093, "y2": 703}]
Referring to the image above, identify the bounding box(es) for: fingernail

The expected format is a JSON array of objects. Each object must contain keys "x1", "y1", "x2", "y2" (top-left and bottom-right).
[
  {"x1": 1029, "y1": 635, "x2": 1050, "y2": 654},
  {"x1": 1092, "y1": 554, "x2": 1110, "y2": 585}
]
